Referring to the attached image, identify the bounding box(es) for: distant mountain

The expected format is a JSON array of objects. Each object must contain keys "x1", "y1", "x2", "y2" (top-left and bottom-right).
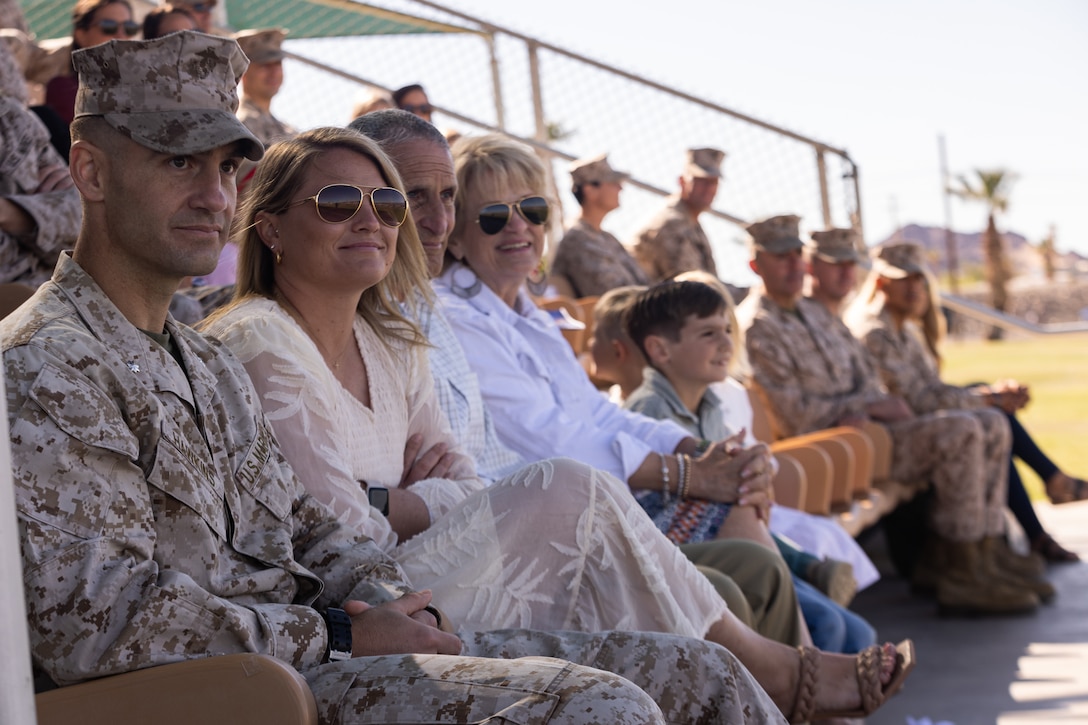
[{"x1": 874, "y1": 224, "x2": 1032, "y2": 273}]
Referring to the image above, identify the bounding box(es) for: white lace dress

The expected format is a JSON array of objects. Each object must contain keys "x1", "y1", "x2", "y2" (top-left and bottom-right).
[{"x1": 206, "y1": 297, "x2": 728, "y2": 638}]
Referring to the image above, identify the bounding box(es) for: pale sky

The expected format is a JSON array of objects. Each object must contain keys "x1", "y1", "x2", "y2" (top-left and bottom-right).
[{"x1": 439, "y1": 0, "x2": 1088, "y2": 256}]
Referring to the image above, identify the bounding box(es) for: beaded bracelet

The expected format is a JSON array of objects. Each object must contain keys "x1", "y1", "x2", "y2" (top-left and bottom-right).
[
  {"x1": 660, "y1": 453, "x2": 671, "y2": 503},
  {"x1": 678, "y1": 453, "x2": 692, "y2": 499}
]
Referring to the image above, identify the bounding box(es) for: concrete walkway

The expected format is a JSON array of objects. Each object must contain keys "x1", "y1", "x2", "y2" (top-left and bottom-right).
[{"x1": 852, "y1": 500, "x2": 1088, "y2": 725}]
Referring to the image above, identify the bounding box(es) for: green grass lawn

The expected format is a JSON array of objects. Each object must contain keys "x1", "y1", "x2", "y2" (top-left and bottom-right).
[{"x1": 941, "y1": 334, "x2": 1088, "y2": 500}]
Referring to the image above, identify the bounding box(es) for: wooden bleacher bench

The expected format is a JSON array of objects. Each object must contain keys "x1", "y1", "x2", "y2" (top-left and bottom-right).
[{"x1": 35, "y1": 653, "x2": 319, "y2": 725}]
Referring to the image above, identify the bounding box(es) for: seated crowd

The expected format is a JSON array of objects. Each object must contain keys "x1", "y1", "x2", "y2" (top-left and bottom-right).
[{"x1": 0, "y1": 10, "x2": 1081, "y2": 723}]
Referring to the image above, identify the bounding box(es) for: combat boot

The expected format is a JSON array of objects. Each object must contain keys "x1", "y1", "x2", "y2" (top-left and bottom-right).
[
  {"x1": 982, "y1": 536, "x2": 1055, "y2": 603},
  {"x1": 934, "y1": 538, "x2": 1039, "y2": 615}
]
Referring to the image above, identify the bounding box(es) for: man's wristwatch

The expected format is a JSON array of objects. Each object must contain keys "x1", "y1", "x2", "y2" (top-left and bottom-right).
[{"x1": 320, "y1": 607, "x2": 353, "y2": 662}]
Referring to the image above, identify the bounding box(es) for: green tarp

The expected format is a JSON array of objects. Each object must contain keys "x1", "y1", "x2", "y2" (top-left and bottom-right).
[{"x1": 20, "y1": 0, "x2": 472, "y2": 40}]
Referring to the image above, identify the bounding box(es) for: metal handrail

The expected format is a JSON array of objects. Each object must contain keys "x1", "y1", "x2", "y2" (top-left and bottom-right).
[{"x1": 942, "y1": 293, "x2": 1088, "y2": 336}]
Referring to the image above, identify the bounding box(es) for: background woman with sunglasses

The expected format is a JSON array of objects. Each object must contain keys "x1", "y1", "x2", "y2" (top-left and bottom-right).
[{"x1": 45, "y1": 0, "x2": 138, "y2": 127}]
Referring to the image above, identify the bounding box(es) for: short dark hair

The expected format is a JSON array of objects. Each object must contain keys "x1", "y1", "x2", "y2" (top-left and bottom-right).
[
  {"x1": 141, "y1": 4, "x2": 195, "y2": 39},
  {"x1": 392, "y1": 83, "x2": 426, "y2": 106},
  {"x1": 625, "y1": 280, "x2": 726, "y2": 360}
]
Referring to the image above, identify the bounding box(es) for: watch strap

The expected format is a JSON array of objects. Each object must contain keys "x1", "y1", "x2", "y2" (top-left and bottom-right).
[{"x1": 320, "y1": 607, "x2": 353, "y2": 662}]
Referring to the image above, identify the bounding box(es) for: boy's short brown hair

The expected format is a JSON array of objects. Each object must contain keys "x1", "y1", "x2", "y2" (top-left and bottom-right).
[{"x1": 624, "y1": 280, "x2": 726, "y2": 360}]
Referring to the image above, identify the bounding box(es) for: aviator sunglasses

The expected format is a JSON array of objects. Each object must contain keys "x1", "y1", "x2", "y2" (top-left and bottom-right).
[
  {"x1": 91, "y1": 18, "x2": 141, "y2": 36},
  {"x1": 287, "y1": 184, "x2": 408, "y2": 227},
  {"x1": 476, "y1": 195, "x2": 549, "y2": 235}
]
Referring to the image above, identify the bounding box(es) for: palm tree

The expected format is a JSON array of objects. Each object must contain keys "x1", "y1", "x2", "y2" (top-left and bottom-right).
[{"x1": 952, "y1": 169, "x2": 1016, "y2": 337}]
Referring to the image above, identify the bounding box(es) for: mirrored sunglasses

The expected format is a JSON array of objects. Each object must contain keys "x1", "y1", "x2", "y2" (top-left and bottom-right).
[
  {"x1": 476, "y1": 195, "x2": 549, "y2": 235},
  {"x1": 189, "y1": 2, "x2": 217, "y2": 11},
  {"x1": 96, "y1": 18, "x2": 141, "y2": 36},
  {"x1": 400, "y1": 103, "x2": 433, "y2": 116},
  {"x1": 287, "y1": 184, "x2": 408, "y2": 227}
]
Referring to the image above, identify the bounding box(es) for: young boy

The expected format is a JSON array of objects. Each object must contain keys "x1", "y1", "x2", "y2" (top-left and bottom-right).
[
  {"x1": 619, "y1": 280, "x2": 878, "y2": 654},
  {"x1": 586, "y1": 285, "x2": 646, "y2": 403}
]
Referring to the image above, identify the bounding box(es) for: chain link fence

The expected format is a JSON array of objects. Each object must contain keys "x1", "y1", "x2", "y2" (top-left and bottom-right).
[{"x1": 269, "y1": 0, "x2": 861, "y2": 286}]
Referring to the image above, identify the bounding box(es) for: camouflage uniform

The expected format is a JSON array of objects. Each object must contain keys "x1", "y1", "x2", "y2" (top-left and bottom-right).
[
  {"x1": 738, "y1": 291, "x2": 1008, "y2": 541},
  {"x1": 237, "y1": 96, "x2": 297, "y2": 147},
  {"x1": 0, "y1": 41, "x2": 79, "y2": 286},
  {"x1": 550, "y1": 219, "x2": 647, "y2": 298},
  {"x1": 631, "y1": 195, "x2": 718, "y2": 283},
  {"x1": 5, "y1": 253, "x2": 783, "y2": 724},
  {"x1": 850, "y1": 306, "x2": 1012, "y2": 536}
]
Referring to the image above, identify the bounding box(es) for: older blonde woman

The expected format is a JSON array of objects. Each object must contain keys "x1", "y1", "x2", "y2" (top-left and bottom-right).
[{"x1": 434, "y1": 131, "x2": 913, "y2": 721}]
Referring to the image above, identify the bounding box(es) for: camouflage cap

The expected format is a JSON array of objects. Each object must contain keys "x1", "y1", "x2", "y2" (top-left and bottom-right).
[
  {"x1": 809, "y1": 227, "x2": 865, "y2": 264},
  {"x1": 73, "y1": 31, "x2": 263, "y2": 160},
  {"x1": 569, "y1": 153, "x2": 629, "y2": 187},
  {"x1": 233, "y1": 28, "x2": 287, "y2": 65},
  {"x1": 746, "y1": 214, "x2": 804, "y2": 255},
  {"x1": 872, "y1": 241, "x2": 929, "y2": 279},
  {"x1": 685, "y1": 147, "x2": 725, "y2": 179}
]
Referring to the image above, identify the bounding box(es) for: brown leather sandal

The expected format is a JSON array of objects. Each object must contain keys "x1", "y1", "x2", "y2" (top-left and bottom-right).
[
  {"x1": 790, "y1": 639, "x2": 916, "y2": 722},
  {"x1": 1032, "y1": 532, "x2": 1080, "y2": 564},
  {"x1": 1046, "y1": 473, "x2": 1088, "y2": 505}
]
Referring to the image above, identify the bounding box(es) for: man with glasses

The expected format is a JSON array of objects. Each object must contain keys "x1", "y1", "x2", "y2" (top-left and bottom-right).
[
  {"x1": 4, "y1": 32, "x2": 782, "y2": 723},
  {"x1": 631, "y1": 147, "x2": 724, "y2": 283},
  {"x1": 392, "y1": 82, "x2": 434, "y2": 124},
  {"x1": 234, "y1": 28, "x2": 296, "y2": 148},
  {"x1": 550, "y1": 153, "x2": 647, "y2": 298}
]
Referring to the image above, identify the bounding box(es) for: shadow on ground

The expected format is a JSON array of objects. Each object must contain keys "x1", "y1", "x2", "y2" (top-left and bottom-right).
[{"x1": 850, "y1": 501, "x2": 1088, "y2": 725}]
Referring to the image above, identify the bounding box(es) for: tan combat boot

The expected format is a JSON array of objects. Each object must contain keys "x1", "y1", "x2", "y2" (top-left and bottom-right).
[
  {"x1": 982, "y1": 536, "x2": 1055, "y2": 603},
  {"x1": 935, "y1": 538, "x2": 1039, "y2": 615}
]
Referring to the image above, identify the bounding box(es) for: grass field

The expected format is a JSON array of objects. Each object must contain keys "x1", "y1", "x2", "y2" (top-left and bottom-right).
[{"x1": 941, "y1": 333, "x2": 1088, "y2": 500}]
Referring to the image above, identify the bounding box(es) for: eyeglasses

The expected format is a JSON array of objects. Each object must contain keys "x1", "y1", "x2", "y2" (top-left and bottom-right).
[
  {"x1": 93, "y1": 18, "x2": 141, "y2": 36},
  {"x1": 187, "y1": 2, "x2": 217, "y2": 11},
  {"x1": 287, "y1": 184, "x2": 408, "y2": 227},
  {"x1": 476, "y1": 195, "x2": 549, "y2": 235},
  {"x1": 400, "y1": 104, "x2": 433, "y2": 116}
]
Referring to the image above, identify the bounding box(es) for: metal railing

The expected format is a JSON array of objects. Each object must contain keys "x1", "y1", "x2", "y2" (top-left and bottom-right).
[{"x1": 274, "y1": 0, "x2": 862, "y2": 283}]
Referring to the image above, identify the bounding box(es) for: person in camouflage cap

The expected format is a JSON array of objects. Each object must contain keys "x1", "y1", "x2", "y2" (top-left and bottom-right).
[
  {"x1": 631, "y1": 147, "x2": 724, "y2": 283},
  {"x1": 736, "y1": 215, "x2": 1050, "y2": 616},
  {"x1": 234, "y1": 27, "x2": 296, "y2": 148},
  {"x1": 2, "y1": 31, "x2": 787, "y2": 724}
]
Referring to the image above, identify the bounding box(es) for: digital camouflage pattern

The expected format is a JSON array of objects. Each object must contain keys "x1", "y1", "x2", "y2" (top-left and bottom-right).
[
  {"x1": 550, "y1": 219, "x2": 647, "y2": 298},
  {"x1": 631, "y1": 195, "x2": 718, "y2": 283},
  {"x1": 5, "y1": 255, "x2": 786, "y2": 723},
  {"x1": 739, "y1": 291, "x2": 1008, "y2": 541},
  {"x1": 72, "y1": 32, "x2": 263, "y2": 160},
  {"x1": 0, "y1": 41, "x2": 80, "y2": 286}
]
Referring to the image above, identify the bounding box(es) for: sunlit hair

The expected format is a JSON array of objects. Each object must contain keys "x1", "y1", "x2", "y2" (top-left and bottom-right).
[
  {"x1": 211, "y1": 126, "x2": 431, "y2": 348},
  {"x1": 448, "y1": 133, "x2": 550, "y2": 267},
  {"x1": 592, "y1": 285, "x2": 646, "y2": 349},
  {"x1": 918, "y1": 270, "x2": 946, "y2": 366},
  {"x1": 674, "y1": 269, "x2": 749, "y2": 379}
]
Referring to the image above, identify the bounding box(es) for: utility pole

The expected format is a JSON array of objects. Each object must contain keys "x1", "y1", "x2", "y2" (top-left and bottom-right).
[{"x1": 938, "y1": 134, "x2": 960, "y2": 293}]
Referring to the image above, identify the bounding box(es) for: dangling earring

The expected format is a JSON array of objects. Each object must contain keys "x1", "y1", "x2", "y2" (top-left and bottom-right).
[
  {"x1": 270, "y1": 245, "x2": 283, "y2": 265},
  {"x1": 450, "y1": 264, "x2": 481, "y2": 299},
  {"x1": 526, "y1": 258, "x2": 549, "y2": 297}
]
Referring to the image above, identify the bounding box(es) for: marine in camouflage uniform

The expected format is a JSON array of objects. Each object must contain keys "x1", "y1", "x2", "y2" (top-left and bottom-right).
[
  {"x1": 4, "y1": 31, "x2": 785, "y2": 724},
  {"x1": 233, "y1": 28, "x2": 297, "y2": 148},
  {"x1": 630, "y1": 148, "x2": 723, "y2": 283},
  {"x1": 550, "y1": 153, "x2": 647, "y2": 298},
  {"x1": 736, "y1": 217, "x2": 1042, "y2": 614},
  {"x1": 0, "y1": 39, "x2": 80, "y2": 287}
]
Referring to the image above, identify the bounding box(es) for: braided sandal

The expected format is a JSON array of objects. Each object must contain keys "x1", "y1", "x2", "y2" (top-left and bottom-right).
[{"x1": 790, "y1": 639, "x2": 915, "y2": 722}]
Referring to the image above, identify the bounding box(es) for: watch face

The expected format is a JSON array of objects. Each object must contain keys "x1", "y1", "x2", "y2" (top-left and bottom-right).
[{"x1": 368, "y1": 487, "x2": 389, "y2": 516}]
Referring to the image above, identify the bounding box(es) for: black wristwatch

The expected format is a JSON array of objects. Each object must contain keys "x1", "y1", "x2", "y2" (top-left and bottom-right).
[
  {"x1": 320, "y1": 607, "x2": 353, "y2": 662},
  {"x1": 368, "y1": 486, "x2": 390, "y2": 516}
]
